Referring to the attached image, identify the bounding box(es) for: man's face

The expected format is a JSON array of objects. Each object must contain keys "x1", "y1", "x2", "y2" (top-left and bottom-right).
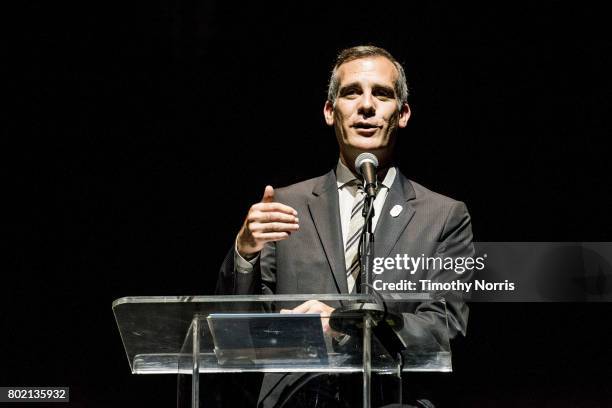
[{"x1": 324, "y1": 56, "x2": 410, "y2": 170}]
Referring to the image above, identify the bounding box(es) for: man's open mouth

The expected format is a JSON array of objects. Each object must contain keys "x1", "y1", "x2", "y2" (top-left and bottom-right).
[
  {"x1": 353, "y1": 122, "x2": 380, "y2": 136},
  {"x1": 353, "y1": 122, "x2": 380, "y2": 129}
]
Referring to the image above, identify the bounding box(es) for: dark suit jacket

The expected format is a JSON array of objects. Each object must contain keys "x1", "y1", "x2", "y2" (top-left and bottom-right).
[{"x1": 216, "y1": 169, "x2": 474, "y2": 407}]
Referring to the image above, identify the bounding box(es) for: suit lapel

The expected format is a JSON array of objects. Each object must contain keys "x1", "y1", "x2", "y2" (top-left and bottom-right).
[
  {"x1": 375, "y1": 171, "x2": 416, "y2": 258},
  {"x1": 307, "y1": 171, "x2": 348, "y2": 294}
]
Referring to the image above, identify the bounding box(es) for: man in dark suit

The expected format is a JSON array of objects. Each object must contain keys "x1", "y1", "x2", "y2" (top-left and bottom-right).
[{"x1": 216, "y1": 45, "x2": 474, "y2": 407}]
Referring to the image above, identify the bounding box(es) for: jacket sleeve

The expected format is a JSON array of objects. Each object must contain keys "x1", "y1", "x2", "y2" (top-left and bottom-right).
[{"x1": 215, "y1": 242, "x2": 278, "y2": 296}]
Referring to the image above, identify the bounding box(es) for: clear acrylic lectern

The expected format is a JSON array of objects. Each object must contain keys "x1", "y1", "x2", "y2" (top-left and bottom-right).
[{"x1": 113, "y1": 294, "x2": 451, "y2": 407}]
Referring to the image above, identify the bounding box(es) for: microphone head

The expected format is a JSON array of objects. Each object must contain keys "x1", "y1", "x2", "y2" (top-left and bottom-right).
[{"x1": 354, "y1": 152, "x2": 379, "y2": 175}]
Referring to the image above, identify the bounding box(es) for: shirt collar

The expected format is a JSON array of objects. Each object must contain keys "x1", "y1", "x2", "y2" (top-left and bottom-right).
[{"x1": 335, "y1": 159, "x2": 397, "y2": 190}]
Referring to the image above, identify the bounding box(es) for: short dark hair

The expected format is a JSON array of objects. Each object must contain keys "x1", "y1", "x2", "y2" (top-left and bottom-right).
[{"x1": 327, "y1": 45, "x2": 409, "y2": 109}]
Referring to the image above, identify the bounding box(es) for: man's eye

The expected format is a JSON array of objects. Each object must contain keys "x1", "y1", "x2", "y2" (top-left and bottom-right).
[
  {"x1": 340, "y1": 88, "x2": 361, "y2": 97},
  {"x1": 374, "y1": 91, "x2": 394, "y2": 100}
]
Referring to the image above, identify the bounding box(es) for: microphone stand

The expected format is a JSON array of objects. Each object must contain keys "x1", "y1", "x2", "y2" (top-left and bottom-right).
[
  {"x1": 361, "y1": 193, "x2": 376, "y2": 297},
  {"x1": 357, "y1": 192, "x2": 383, "y2": 408},
  {"x1": 329, "y1": 185, "x2": 385, "y2": 408}
]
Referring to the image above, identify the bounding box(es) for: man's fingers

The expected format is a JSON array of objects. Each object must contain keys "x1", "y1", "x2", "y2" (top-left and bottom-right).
[
  {"x1": 261, "y1": 185, "x2": 275, "y2": 203},
  {"x1": 252, "y1": 232, "x2": 290, "y2": 241},
  {"x1": 250, "y1": 222, "x2": 300, "y2": 233},
  {"x1": 252, "y1": 202, "x2": 298, "y2": 216},
  {"x1": 286, "y1": 301, "x2": 334, "y2": 333},
  {"x1": 298, "y1": 306, "x2": 332, "y2": 319},
  {"x1": 248, "y1": 211, "x2": 298, "y2": 224},
  {"x1": 290, "y1": 300, "x2": 318, "y2": 314},
  {"x1": 321, "y1": 320, "x2": 331, "y2": 333},
  {"x1": 289, "y1": 300, "x2": 334, "y2": 316}
]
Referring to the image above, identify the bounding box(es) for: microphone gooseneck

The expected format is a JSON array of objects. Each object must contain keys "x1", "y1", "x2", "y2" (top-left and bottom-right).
[{"x1": 354, "y1": 153, "x2": 379, "y2": 198}]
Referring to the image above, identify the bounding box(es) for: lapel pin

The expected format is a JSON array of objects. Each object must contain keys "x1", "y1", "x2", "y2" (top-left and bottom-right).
[{"x1": 390, "y1": 205, "x2": 403, "y2": 217}]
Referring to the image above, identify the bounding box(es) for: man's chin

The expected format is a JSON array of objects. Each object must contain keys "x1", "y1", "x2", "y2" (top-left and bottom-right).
[{"x1": 347, "y1": 143, "x2": 387, "y2": 154}]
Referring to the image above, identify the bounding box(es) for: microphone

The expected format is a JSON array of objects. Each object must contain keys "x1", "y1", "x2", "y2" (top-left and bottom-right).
[{"x1": 355, "y1": 152, "x2": 379, "y2": 198}]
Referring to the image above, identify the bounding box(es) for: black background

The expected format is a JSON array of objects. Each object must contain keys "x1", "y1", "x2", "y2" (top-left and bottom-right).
[{"x1": 6, "y1": 1, "x2": 612, "y2": 406}]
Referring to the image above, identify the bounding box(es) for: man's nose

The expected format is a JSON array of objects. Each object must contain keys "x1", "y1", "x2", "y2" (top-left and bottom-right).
[{"x1": 357, "y1": 93, "x2": 376, "y2": 118}]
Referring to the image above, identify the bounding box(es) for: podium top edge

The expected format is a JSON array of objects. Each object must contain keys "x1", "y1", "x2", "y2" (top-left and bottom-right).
[{"x1": 111, "y1": 293, "x2": 434, "y2": 309}]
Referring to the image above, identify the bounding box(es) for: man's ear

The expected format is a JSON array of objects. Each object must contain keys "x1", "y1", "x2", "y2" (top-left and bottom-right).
[
  {"x1": 398, "y1": 103, "x2": 411, "y2": 128},
  {"x1": 323, "y1": 100, "x2": 335, "y2": 126}
]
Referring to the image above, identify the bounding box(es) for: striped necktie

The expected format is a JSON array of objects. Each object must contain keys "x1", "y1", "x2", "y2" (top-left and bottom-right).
[{"x1": 345, "y1": 182, "x2": 366, "y2": 293}]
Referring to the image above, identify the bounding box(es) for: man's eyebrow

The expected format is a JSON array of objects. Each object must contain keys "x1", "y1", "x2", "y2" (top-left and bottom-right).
[
  {"x1": 372, "y1": 84, "x2": 396, "y2": 96},
  {"x1": 338, "y1": 82, "x2": 362, "y2": 93}
]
